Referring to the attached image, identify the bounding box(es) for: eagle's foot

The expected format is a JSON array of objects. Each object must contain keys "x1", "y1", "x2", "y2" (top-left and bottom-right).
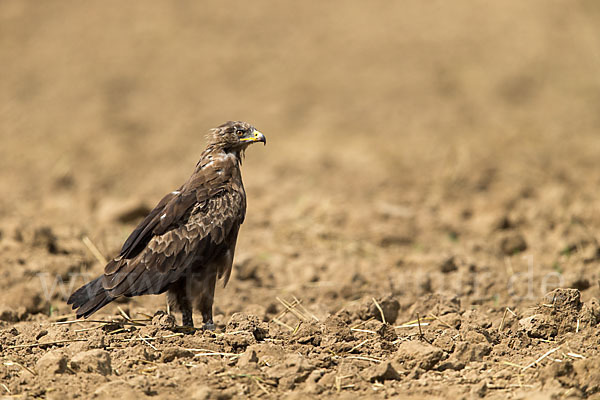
[{"x1": 202, "y1": 320, "x2": 215, "y2": 331}]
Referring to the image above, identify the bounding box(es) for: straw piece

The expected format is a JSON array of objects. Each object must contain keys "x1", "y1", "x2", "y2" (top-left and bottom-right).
[
  {"x1": 372, "y1": 298, "x2": 386, "y2": 324},
  {"x1": 82, "y1": 236, "x2": 108, "y2": 265}
]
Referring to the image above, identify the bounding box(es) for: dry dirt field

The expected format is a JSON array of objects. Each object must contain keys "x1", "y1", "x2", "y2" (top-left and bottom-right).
[{"x1": 2, "y1": 1, "x2": 600, "y2": 399}]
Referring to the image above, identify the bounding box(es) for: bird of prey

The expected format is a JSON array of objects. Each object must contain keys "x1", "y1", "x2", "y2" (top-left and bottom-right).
[{"x1": 68, "y1": 121, "x2": 266, "y2": 329}]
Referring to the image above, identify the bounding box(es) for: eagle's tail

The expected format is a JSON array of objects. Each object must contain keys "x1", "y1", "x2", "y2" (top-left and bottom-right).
[{"x1": 67, "y1": 277, "x2": 114, "y2": 319}]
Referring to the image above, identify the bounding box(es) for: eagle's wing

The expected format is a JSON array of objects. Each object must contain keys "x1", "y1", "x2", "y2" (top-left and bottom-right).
[
  {"x1": 97, "y1": 164, "x2": 245, "y2": 300},
  {"x1": 118, "y1": 161, "x2": 237, "y2": 260},
  {"x1": 118, "y1": 188, "x2": 183, "y2": 259}
]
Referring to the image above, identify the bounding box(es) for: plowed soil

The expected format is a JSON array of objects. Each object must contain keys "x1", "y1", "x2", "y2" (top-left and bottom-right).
[{"x1": 2, "y1": 1, "x2": 600, "y2": 399}]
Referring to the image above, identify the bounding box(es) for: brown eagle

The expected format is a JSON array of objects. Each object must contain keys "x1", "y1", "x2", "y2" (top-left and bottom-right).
[{"x1": 68, "y1": 121, "x2": 266, "y2": 329}]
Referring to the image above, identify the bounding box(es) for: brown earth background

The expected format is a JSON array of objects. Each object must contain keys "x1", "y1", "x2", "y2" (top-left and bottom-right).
[{"x1": 2, "y1": 1, "x2": 600, "y2": 399}]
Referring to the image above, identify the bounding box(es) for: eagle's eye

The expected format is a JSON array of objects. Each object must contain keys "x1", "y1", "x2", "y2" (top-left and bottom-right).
[{"x1": 236, "y1": 129, "x2": 245, "y2": 137}]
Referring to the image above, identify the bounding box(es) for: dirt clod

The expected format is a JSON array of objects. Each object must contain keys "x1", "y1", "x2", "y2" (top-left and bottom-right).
[
  {"x1": 94, "y1": 381, "x2": 139, "y2": 399},
  {"x1": 32, "y1": 226, "x2": 58, "y2": 254},
  {"x1": 499, "y1": 232, "x2": 527, "y2": 255},
  {"x1": 440, "y1": 256, "x2": 458, "y2": 273},
  {"x1": 450, "y1": 341, "x2": 492, "y2": 363},
  {"x1": 236, "y1": 348, "x2": 258, "y2": 368},
  {"x1": 226, "y1": 313, "x2": 269, "y2": 341},
  {"x1": 362, "y1": 361, "x2": 402, "y2": 382},
  {"x1": 267, "y1": 353, "x2": 316, "y2": 390},
  {"x1": 396, "y1": 340, "x2": 444, "y2": 371},
  {"x1": 519, "y1": 314, "x2": 557, "y2": 339},
  {"x1": 70, "y1": 349, "x2": 112, "y2": 375},
  {"x1": 161, "y1": 346, "x2": 194, "y2": 362},
  {"x1": 364, "y1": 295, "x2": 401, "y2": 324},
  {"x1": 152, "y1": 311, "x2": 176, "y2": 329},
  {"x1": 519, "y1": 289, "x2": 591, "y2": 339},
  {"x1": 0, "y1": 306, "x2": 19, "y2": 322},
  {"x1": 36, "y1": 350, "x2": 69, "y2": 376}
]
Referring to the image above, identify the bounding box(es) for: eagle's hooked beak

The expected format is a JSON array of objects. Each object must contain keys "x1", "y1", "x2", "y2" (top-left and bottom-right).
[{"x1": 240, "y1": 129, "x2": 267, "y2": 146}]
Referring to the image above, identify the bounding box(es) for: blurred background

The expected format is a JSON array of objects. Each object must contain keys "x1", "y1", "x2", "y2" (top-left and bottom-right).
[
  {"x1": 1, "y1": 0, "x2": 600, "y2": 319},
  {"x1": 3, "y1": 2, "x2": 600, "y2": 396}
]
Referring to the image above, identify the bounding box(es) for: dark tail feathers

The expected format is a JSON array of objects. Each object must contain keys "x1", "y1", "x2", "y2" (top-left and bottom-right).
[{"x1": 67, "y1": 276, "x2": 114, "y2": 319}]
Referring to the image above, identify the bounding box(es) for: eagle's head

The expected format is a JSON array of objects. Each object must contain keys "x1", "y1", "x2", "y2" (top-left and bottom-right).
[{"x1": 208, "y1": 121, "x2": 266, "y2": 151}]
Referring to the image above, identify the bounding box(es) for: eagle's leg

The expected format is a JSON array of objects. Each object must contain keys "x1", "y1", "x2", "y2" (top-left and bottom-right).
[
  {"x1": 167, "y1": 278, "x2": 194, "y2": 328},
  {"x1": 194, "y1": 272, "x2": 217, "y2": 331}
]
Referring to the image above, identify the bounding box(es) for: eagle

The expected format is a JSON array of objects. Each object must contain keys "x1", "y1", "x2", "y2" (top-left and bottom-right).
[{"x1": 68, "y1": 121, "x2": 266, "y2": 329}]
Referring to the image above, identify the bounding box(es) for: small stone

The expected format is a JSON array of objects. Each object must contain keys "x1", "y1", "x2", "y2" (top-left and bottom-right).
[
  {"x1": 70, "y1": 349, "x2": 112, "y2": 375},
  {"x1": 36, "y1": 350, "x2": 69, "y2": 376},
  {"x1": 36, "y1": 330, "x2": 48, "y2": 340}
]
